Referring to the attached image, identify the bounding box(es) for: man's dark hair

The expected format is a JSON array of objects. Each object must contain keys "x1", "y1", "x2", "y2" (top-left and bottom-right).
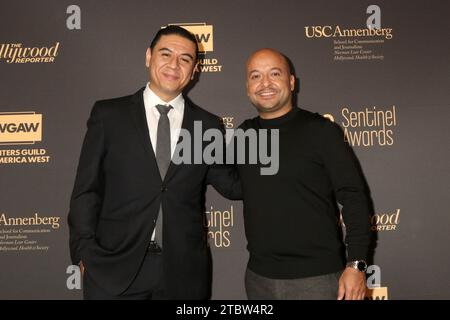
[{"x1": 150, "y1": 25, "x2": 199, "y2": 60}]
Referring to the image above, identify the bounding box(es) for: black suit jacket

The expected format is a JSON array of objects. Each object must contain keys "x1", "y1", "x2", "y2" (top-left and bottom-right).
[{"x1": 68, "y1": 88, "x2": 240, "y2": 299}]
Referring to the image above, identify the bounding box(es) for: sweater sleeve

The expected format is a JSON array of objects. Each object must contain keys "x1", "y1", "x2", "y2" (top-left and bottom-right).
[{"x1": 318, "y1": 118, "x2": 373, "y2": 262}]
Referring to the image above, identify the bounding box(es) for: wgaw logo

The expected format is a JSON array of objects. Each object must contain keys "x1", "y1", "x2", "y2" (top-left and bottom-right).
[
  {"x1": 0, "y1": 111, "x2": 51, "y2": 164},
  {"x1": 0, "y1": 112, "x2": 42, "y2": 145},
  {"x1": 171, "y1": 23, "x2": 213, "y2": 52},
  {"x1": 168, "y1": 22, "x2": 222, "y2": 73}
]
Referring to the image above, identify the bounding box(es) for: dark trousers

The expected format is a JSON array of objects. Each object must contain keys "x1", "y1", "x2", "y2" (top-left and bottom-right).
[
  {"x1": 83, "y1": 251, "x2": 164, "y2": 300},
  {"x1": 245, "y1": 267, "x2": 342, "y2": 300}
]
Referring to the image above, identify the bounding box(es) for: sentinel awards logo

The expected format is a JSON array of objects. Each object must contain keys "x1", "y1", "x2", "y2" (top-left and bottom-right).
[
  {"x1": 0, "y1": 111, "x2": 51, "y2": 164},
  {"x1": 205, "y1": 205, "x2": 235, "y2": 248},
  {"x1": 341, "y1": 106, "x2": 397, "y2": 147},
  {"x1": 323, "y1": 105, "x2": 398, "y2": 147},
  {"x1": 0, "y1": 42, "x2": 60, "y2": 64},
  {"x1": 168, "y1": 22, "x2": 223, "y2": 73}
]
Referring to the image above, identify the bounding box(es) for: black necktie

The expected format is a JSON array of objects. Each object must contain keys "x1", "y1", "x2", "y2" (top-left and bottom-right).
[{"x1": 154, "y1": 104, "x2": 172, "y2": 247}]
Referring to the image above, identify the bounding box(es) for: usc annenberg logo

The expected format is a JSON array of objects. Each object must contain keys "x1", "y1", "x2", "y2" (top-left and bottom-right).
[
  {"x1": 168, "y1": 23, "x2": 213, "y2": 52},
  {"x1": 0, "y1": 112, "x2": 42, "y2": 145},
  {"x1": 304, "y1": 25, "x2": 393, "y2": 40}
]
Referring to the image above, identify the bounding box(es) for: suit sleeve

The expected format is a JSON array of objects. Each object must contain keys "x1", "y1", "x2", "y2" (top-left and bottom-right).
[
  {"x1": 319, "y1": 120, "x2": 373, "y2": 262},
  {"x1": 67, "y1": 102, "x2": 105, "y2": 265}
]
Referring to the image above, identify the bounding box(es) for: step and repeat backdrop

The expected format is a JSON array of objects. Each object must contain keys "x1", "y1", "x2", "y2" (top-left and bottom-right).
[{"x1": 0, "y1": 0, "x2": 449, "y2": 299}]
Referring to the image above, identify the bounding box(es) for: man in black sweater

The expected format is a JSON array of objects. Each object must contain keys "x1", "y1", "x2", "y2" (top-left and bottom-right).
[{"x1": 236, "y1": 48, "x2": 372, "y2": 300}]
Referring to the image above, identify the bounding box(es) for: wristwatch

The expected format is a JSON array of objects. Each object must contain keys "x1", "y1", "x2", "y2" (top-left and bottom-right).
[{"x1": 346, "y1": 260, "x2": 368, "y2": 272}]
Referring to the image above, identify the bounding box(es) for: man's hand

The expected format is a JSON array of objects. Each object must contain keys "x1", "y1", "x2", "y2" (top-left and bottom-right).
[
  {"x1": 337, "y1": 267, "x2": 366, "y2": 300},
  {"x1": 79, "y1": 261, "x2": 85, "y2": 277}
]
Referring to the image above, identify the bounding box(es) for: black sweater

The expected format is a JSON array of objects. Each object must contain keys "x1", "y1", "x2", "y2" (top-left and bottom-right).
[{"x1": 237, "y1": 107, "x2": 372, "y2": 279}]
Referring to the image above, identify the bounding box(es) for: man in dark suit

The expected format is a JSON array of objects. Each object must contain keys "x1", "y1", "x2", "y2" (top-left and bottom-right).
[{"x1": 68, "y1": 25, "x2": 240, "y2": 299}]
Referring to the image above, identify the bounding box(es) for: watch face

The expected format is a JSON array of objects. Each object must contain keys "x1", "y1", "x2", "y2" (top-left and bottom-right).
[{"x1": 357, "y1": 261, "x2": 367, "y2": 272}]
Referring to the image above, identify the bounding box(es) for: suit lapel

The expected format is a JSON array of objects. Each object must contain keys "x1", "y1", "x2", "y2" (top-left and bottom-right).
[
  {"x1": 164, "y1": 98, "x2": 195, "y2": 183},
  {"x1": 129, "y1": 88, "x2": 162, "y2": 182}
]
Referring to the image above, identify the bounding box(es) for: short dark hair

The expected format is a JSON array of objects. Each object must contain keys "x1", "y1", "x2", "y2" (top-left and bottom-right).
[{"x1": 150, "y1": 25, "x2": 199, "y2": 60}]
